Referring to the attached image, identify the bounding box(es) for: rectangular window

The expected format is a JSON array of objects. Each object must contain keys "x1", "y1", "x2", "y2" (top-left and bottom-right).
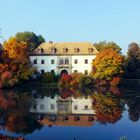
[
  {"x1": 84, "y1": 70, "x2": 88, "y2": 75},
  {"x1": 60, "y1": 59, "x2": 64, "y2": 64},
  {"x1": 85, "y1": 105, "x2": 88, "y2": 110},
  {"x1": 41, "y1": 59, "x2": 44, "y2": 64},
  {"x1": 85, "y1": 59, "x2": 88, "y2": 64},
  {"x1": 41, "y1": 69, "x2": 44, "y2": 74},
  {"x1": 51, "y1": 70, "x2": 55, "y2": 73},
  {"x1": 65, "y1": 58, "x2": 69, "y2": 64},
  {"x1": 40, "y1": 104, "x2": 44, "y2": 110},
  {"x1": 51, "y1": 104, "x2": 54, "y2": 110},
  {"x1": 74, "y1": 105, "x2": 78, "y2": 110},
  {"x1": 51, "y1": 59, "x2": 55, "y2": 64},
  {"x1": 41, "y1": 96, "x2": 44, "y2": 99},
  {"x1": 33, "y1": 104, "x2": 37, "y2": 109},
  {"x1": 74, "y1": 59, "x2": 78, "y2": 64},
  {"x1": 34, "y1": 59, "x2": 37, "y2": 64},
  {"x1": 74, "y1": 70, "x2": 78, "y2": 73},
  {"x1": 34, "y1": 70, "x2": 38, "y2": 74}
]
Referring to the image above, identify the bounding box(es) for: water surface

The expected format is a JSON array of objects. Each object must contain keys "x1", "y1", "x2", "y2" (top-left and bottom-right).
[{"x1": 0, "y1": 85, "x2": 140, "y2": 140}]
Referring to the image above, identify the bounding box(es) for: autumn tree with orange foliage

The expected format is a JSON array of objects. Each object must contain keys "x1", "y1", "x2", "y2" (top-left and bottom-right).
[
  {"x1": 0, "y1": 37, "x2": 35, "y2": 88},
  {"x1": 92, "y1": 48, "x2": 124, "y2": 86},
  {"x1": 92, "y1": 93, "x2": 124, "y2": 124},
  {"x1": 4, "y1": 37, "x2": 28, "y2": 61},
  {"x1": 0, "y1": 64, "x2": 19, "y2": 88}
]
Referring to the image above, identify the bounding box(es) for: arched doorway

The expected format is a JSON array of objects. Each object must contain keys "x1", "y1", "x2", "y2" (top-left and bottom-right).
[{"x1": 61, "y1": 69, "x2": 68, "y2": 76}]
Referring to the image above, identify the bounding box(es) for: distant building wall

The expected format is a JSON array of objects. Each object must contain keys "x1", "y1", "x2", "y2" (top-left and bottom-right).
[
  {"x1": 72, "y1": 55, "x2": 96, "y2": 74},
  {"x1": 72, "y1": 97, "x2": 95, "y2": 114},
  {"x1": 30, "y1": 95, "x2": 95, "y2": 115},
  {"x1": 30, "y1": 55, "x2": 58, "y2": 74},
  {"x1": 30, "y1": 96, "x2": 58, "y2": 114}
]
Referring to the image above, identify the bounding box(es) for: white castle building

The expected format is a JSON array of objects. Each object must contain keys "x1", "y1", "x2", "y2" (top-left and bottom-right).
[{"x1": 30, "y1": 41, "x2": 98, "y2": 75}]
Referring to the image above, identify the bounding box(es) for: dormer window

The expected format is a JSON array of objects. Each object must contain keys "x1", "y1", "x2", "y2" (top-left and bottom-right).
[
  {"x1": 88, "y1": 48, "x2": 93, "y2": 53},
  {"x1": 63, "y1": 48, "x2": 68, "y2": 53},
  {"x1": 51, "y1": 47, "x2": 56, "y2": 54},
  {"x1": 38, "y1": 48, "x2": 44, "y2": 54},
  {"x1": 74, "y1": 48, "x2": 80, "y2": 53}
]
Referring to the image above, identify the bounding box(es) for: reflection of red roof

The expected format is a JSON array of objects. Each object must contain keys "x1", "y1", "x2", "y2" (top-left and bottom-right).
[{"x1": 39, "y1": 115, "x2": 96, "y2": 127}]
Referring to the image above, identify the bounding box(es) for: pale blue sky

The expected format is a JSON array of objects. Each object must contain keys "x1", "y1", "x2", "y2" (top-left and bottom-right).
[{"x1": 0, "y1": 0, "x2": 140, "y2": 54}]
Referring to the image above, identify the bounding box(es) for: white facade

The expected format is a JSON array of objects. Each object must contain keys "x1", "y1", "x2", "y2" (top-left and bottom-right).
[
  {"x1": 71, "y1": 55, "x2": 96, "y2": 74},
  {"x1": 30, "y1": 96, "x2": 58, "y2": 114},
  {"x1": 72, "y1": 97, "x2": 95, "y2": 114},
  {"x1": 30, "y1": 95, "x2": 95, "y2": 115},
  {"x1": 30, "y1": 55, "x2": 96, "y2": 75},
  {"x1": 30, "y1": 42, "x2": 98, "y2": 75},
  {"x1": 30, "y1": 55, "x2": 58, "y2": 74}
]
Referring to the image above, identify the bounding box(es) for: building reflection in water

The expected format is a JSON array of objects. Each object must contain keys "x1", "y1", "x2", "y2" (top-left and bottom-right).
[
  {"x1": 1, "y1": 87, "x2": 140, "y2": 139},
  {"x1": 30, "y1": 94, "x2": 96, "y2": 127}
]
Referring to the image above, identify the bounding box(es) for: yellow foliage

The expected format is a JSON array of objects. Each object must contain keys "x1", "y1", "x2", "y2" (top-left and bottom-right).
[
  {"x1": 92, "y1": 48, "x2": 124, "y2": 80},
  {"x1": 3, "y1": 37, "x2": 28, "y2": 62}
]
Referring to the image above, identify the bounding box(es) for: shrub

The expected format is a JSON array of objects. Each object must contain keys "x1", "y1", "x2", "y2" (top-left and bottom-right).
[
  {"x1": 94, "y1": 79, "x2": 109, "y2": 86},
  {"x1": 79, "y1": 75, "x2": 93, "y2": 88},
  {"x1": 59, "y1": 73, "x2": 72, "y2": 88},
  {"x1": 70, "y1": 73, "x2": 83, "y2": 87},
  {"x1": 41, "y1": 72, "x2": 57, "y2": 83}
]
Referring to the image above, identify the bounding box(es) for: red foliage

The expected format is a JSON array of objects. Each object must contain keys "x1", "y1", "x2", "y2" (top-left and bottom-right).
[
  {"x1": 110, "y1": 87, "x2": 122, "y2": 95},
  {"x1": 0, "y1": 80, "x2": 3, "y2": 88},
  {"x1": 96, "y1": 110, "x2": 122, "y2": 124},
  {"x1": 0, "y1": 90, "x2": 16, "y2": 110},
  {"x1": 11, "y1": 64, "x2": 18, "y2": 72},
  {"x1": 61, "y1": 73, "x2": 72, "y2": 82},
  {"x1": 110, "y1": 77, "x2": 121, "y2": 86},
  {"x1": 1, "y1": 71, "x2": 12, "y2": 80},
  {"x1": 59, "y1": 74, "x2": 72, "y2": 87},
  {"x1": 59, "y1": 73, "x2": 81, "y2": 88},
  {"x1": 70, "y1": 79, "x2": 78, "y2": 86}
]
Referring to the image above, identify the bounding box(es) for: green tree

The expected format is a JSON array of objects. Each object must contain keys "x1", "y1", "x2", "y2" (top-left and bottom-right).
[
  {"x1": 125, "y1": 42, "x2": 140, "y2": 79},
  {"x1": 15, "y1": 31, "x2": 45, "y2": 53},
  {"x1": 93, "y1": 41, "x2": 121, "y2": 52}
]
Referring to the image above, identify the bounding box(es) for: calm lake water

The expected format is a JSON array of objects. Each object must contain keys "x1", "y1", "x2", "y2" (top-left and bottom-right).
[{"x1": 0, "y1": 84, "x2": 140, "y2": 140}]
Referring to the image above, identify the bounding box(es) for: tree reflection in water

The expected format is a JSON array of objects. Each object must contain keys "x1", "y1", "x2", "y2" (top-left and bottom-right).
[
  {"x1": 0, "y1": 90, "x2": 42, "y2": 136},
  {"x1": 0, "y1": 86, "x2": 140, "y2": 138},
  {"x1": 122, "y1": 88, "x2": 140, "y2": 122},
  {"x1": 59, "y1": 86, "x2": 125, "y2": 124},
  {"x1": 92, "y1": 93, "x2": 124, "y2": 124}
]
